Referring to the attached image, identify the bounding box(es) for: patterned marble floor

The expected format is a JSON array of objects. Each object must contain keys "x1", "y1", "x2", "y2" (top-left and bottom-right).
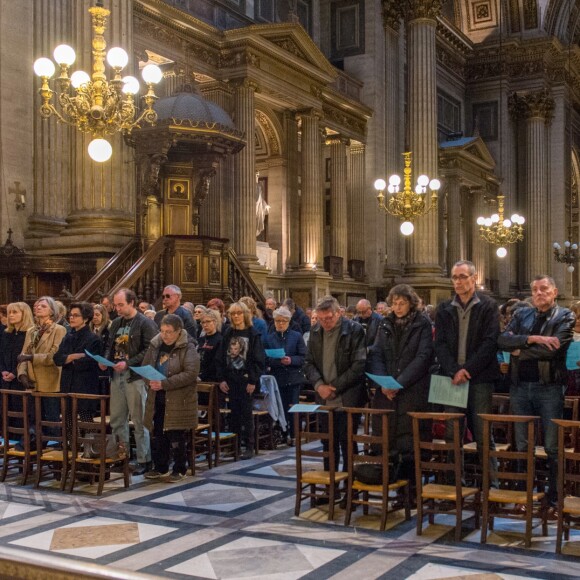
[{"x1": 1, "y1": 444, "x2": 580, "y2": 579}]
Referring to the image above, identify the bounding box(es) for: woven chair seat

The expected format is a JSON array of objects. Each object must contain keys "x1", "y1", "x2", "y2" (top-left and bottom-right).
[
  {"x1": 422, "y1": 483, "x2": 479, "y2": 500},
  {"x1": 488, "y1": 488, "x2": 544, "y2": 504},
  {"x1": 302, "y1": 470, "x2": 348, "y2": 485},
  {"x1": 562, "y1": 496, "x2": 580, "y2": 515},
  {"x1": 353, "y1": 479, "x2": 408, "y2": 493}
]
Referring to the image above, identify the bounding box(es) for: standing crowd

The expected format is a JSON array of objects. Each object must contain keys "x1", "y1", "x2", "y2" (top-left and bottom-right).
[{"x1": 0, "y1": 260, "x2": 576, "y2": 513}]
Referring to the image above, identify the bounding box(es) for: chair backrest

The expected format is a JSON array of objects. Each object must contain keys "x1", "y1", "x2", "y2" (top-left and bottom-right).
[
  {"x1": 409, "y1": 412, "x2": 465, "y2": 494},
  {"x1": 31, "y1": 392, "x2": 68, "y2": 450},
  {"x1": 197, "y1": 382, "x2": 216, "y2": 433},
  {"x1": 480, "y1": 414, "x2": 538, "y2": 496},
  {"x1": 0, "y1": 389, "x2": 32, "y2": 448},
  {"x1": 69, "y1": 393, "x2": 112, "y2": 460},
  {"x1": 554, "y1": 418, "x2": 580, "y2": 501},
  {"x1": 491, "y1": 394, "x2": 513, "y2": 445},
  {"x1": 294, "y1": 406, "x2": 341, "y2": 478},
  {"x1": 344, "y1": 407, "x2": 393, "y2": 487}
]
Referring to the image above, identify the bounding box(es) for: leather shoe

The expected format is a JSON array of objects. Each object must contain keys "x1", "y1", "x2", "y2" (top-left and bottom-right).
[
  {"x1": 546, "y1": 506, "x2": 559, "y2": 521},
  {"x1": 131, "y1": 462, "x2": 150, "y2": 476},
  {"x1": 514, "y1": 503, "x2": 527, "y2": 514}
]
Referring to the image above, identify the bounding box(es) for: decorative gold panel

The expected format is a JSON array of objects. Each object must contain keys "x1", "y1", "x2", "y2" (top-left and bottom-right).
[
  {"x1": 166, "y1": 205, "x2": 190, "y2": 235},
  {"x1": 209, "y1": 255, "x2": 221, "y2": 285},
  {"x1": 467, "y1": 0, "x2": 498, "y2": 31},
  {"x1": 168, "y1": 179, "x2": 190, "y2": 200},
  {"x1": 180, "y1": 254, "x2": 199, "y2": 285}
]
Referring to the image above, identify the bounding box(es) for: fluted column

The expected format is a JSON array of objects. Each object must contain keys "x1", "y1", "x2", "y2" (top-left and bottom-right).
[
  {"x1": 348, "y1": 142, "x2": 366, "y2": 262},
  {"x1": 472, "y1": 192, "x2": 489, "y2": 285},
  {"x1": 200, "y1": 81, "x2": 234, "y2": 239},
  {"x1": 298, "y1": 110, "x2": 323, "y2": 269},
  {"x1": 511, "y1": 90, "x2": 554, "y2": 280},
  {"x1": 446, "y1": 176, "x2": 463, "y2": 268},
  {"x1": 233, "y1": 79, "x2": 258, "y2": 263},
  {"x1": 285, "y1": 112, "x2": 300, "y2": 270},
  {"x1": 382, "y1": 2, "x2": 403, "y2": 276},
  {"x1": 328, "y1": 135, "x2": 348, "y2": 269},
  {"x1": 405, "y1": 1, "x2": 442, "y2": 276}
]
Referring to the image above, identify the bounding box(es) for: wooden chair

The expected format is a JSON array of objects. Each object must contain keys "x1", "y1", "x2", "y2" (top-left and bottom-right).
[
  {"x1": 409, "y1": 412, "x2": 481, "y2": 542},
  {"x1": 31, "y1": 392, "x2": 69, "y2": 490},
  {"x1": 294, "y1": 406, "x2": 348, "y2": 521},
  {"x1": 253, "y1": 409, "x2": 275, "y2": 454},
  {"x1": 0, "y1": 389, "x2": 36, "y2": 485},
  {"x1": 209, "y1": 389, "x2": 239, "y2": 465},
  {"x1": 343, "y1": 407, "x2": 411, "y2": 530},
  {"x1": 480, "y1": 414, "x2": 548, "y2": 548},
  {"x1": 554, "y1": 418, "x2": 580, "y2": 553},
  {"x1": 68, "y1": 394, "x2": 130, "y2": 495},
  {"x1": 191, "y1": 382, "x2": 216, "y2": 473}
]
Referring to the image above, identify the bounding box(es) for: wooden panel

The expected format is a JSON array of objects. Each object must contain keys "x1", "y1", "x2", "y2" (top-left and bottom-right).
[{"x1": 166, "y1": 205, "x2": 190, "y2": 235}]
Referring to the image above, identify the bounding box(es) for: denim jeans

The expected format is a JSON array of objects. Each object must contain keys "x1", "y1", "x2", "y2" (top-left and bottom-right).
[
  {"x1": 110, "y1": 372, "x2": 150, "y2": 464},
  {"x1": 510, "y1": 381, "x2": 564, "y2": 505}
]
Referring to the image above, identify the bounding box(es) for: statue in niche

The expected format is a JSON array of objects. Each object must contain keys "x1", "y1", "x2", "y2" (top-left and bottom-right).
[
  {"x1": 210, "y1": 257, "x2": 220, "y2": 284},
  {"x1": 255, "y1": 173, "x2": 270, "y2": 237}
]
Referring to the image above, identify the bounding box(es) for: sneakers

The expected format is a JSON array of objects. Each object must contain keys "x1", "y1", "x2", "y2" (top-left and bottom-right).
[
  {"x1": 168, "y1": 472, "x2": 186, "y2": 483},
  {"x1": 130, "y1": 462, "x2": 151, "y2": 476},
  {"x1": 144, "y1": 470, "x2": 169, "y2": 480}
]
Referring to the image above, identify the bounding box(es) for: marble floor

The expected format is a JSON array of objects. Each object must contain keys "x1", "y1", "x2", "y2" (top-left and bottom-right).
[{"x1": 1, "y1": 444, "x2": 580, "y2": 579}]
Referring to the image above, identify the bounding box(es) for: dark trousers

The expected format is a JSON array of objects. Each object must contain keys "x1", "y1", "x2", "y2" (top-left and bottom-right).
[
  {"x1": 227, "y1": 378, "x2": 254, "y2": 450},
  {"x1": 151, "y1": 397, "x2": 187, "y2": 475},
  {"x1": 279, "y1": 384, "x2": 300, "y2": 438},
  {"x1": 320, "y1": 410, "x2": 357, "y2": 473}
]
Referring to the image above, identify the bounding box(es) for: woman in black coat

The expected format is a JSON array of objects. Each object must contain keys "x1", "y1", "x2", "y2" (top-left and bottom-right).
[
  {"x1": 369, "y1": 284, "x2": 433, "y2": 482},
  {"x1": 54, "y1": 301, "x2": 103, "y2": 431}
]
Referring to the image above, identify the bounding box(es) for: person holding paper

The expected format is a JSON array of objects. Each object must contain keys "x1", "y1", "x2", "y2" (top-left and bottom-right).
[
  {"x1": 434, "y1": 260, "x2": 500, "y2": 482},
  {"x1": 54, "y1": 302, "x2": 103, "y2": 438},
  {"x1": 142, "y1": 314, "x2": 199, "y2": 482},
  {"x1": 369, "y1": 284, "x2": 433, "y2": 484},
  {"x1": 304, "y1": 295, "x2": 366, "y2": 475},
  {"x1": 216, "y1": 301, "x2": 265, "y2": 460},
  {"x1": 498, "y1": 275, "x2": 574, "y2": 514},
  {"x1": 103, "y1": 288, "x2": 158, "y2": 476},
  {"x1": 263, "y1": 306, "x2": 307, "y2": 446}
]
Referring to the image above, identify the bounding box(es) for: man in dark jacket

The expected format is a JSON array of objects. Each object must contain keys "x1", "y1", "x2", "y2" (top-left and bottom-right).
[
  {"x1": 354, "y1": 299, "x2": 382, "y2": 349},
  {"x1": 104, "y1": 288, "x2": 158, "y2": 475},
  {"x1": 304, "y1": 295, "x2": 366, "y2": 472},
  {"x1": 154, "y1": 285, "x2": 198, "y2": 339},
  {"x1": 498, "y1": 275, "x2": 574, "y2": 512},
  {"x1": 283, "y1": 298, "x2": 311, "y2": 335},
  {"x1": 434, "y1": 260, "x2": 500, "y2": 481}
]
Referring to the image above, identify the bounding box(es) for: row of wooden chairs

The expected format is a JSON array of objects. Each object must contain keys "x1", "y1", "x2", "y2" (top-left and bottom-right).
[{"x1": 293, "y1": 405, "x2": 580, "y2": 551}]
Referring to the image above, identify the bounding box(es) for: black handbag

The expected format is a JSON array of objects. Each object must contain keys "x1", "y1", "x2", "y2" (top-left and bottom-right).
[{"x1": 81, "y1": 433, "x2": 125, "y2": 459}]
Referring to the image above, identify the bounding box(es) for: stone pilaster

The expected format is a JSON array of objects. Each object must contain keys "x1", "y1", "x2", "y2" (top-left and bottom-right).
[
  {"x1": 328, "y1": 135, "x2": 348, "y2": 269},
  {"x1": 405, "y1": 1, "x2": 442, "y2": 276},
  {"x1": 348, "y1": 142, "x2": 365, "y2": 262},
  {"x1": 510, "y1": 90, "x2": 554, "y2": 280},
  {"x1": 285, "y1": 112, "x2": 300, "y2": 270},
  {"x1": 446, "y1": 176, "x2": 463, "y2": 269},
  {"x1": 200, "y1": 81, "x2": 234, "y2": 239},
  {"x1": 472, "y1": 192, "x2": 489, "y2": 287},
  {"x1": 297, "y1": 110, "x2": 323, "y2": 269},
  {"x1": 233, "y1": 79, "x2": 258, "y2": 264}
]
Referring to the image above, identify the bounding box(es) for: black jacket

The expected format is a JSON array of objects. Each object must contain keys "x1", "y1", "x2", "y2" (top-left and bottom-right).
[
  {"x1": 292, "y1": 307, "x2": 311, "y2": 335},
  {"x1": 498, "y1": 304, "x2": 574, "y2": 386},
  {"x1": 369, "y1": 312, "x2": 434, "y2": 390},
  {"x1": 0, "y1": 329, "x2": 27, "y2": 388},
  {"x1": 216, "y1": 325, "x2": 266, "y2": 386},
  {"x1": 198, "y1": 331, "x2": 223, "y2": 382},
  {"x1": 105, "y1": 312, "x2": 158, "y2": 383},
  {"x1": 154, "y1": 305, "x2": 198, "y2": 340},
  {"x1": 354, "y1": 311, "x2": 383, "y2": 349},
  {"x1": 304, "y1": 317, "x2": 367, "y2": 407},
  {"x1": 54, "y1": 325, "x2": 102, "y2": 394},
  {"x1": 434, "y1": 292, "x2": 500, "y2": 385}
]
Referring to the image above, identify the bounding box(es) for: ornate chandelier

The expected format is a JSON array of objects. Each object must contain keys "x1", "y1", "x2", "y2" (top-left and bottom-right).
[
  {"x1": 374, "y1": 151, "x2": 441, "y2": 236},
  {"x1": 477, "y1": 194, "x2": 525, "y2": 258},
  {"x1": 553, "y1": 232, "x2": 580, "y2": 273},
  {"x1": 33, "y1": 0, "x2": 163, "y2": 162}
]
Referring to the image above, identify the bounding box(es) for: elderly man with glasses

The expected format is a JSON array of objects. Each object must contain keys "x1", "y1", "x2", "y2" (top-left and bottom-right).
[
  {"x1": 154, "y1": 285, "x2": 198, "y2": 339},
  {"x1": 434, "y1": 260, "x2": 500, "y2": 484},
  {"x1": 354, "y1": 298, "x2": 383, "y2": 350}
]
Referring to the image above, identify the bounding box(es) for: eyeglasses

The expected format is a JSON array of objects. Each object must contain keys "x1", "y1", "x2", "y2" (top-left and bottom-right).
[
  {"x1": 160, "y1": 328, "x2": 178, "y2": 335},
  {"x1": 162, "y1": 294, "x2": 175, "y2": 299},
  {"x1": 229, "y1": 311, "x2": 243, "y2": 316},
  {"x1": 200, "y1": 320, "x2": 215, "y2": 325},
  {"x1": 451, "y1": 274, "x2": 472, "y2": 282},
  {"x1": 69, "y1": 313, "x2": 82, "y2": 318},
  {"x1": 318, "y1": 314, "x2": 337, "y2": 323},
  {"x1": 274, "y1": 319, "x2": 289, "y2": 323}
]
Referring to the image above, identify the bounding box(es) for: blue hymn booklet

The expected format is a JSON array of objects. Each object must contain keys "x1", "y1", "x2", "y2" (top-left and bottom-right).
[
  {"x1": 129, "y1": 365, "x2": 166, "y2": 381},
  {"x1": 84, "y1": 350, "x2": 115, "y2": 367},
  {"x1": 265, "y1": 348, "x2": 286, "y2": 358},
  {"x1": 566, "y1": 341, "x2": 580, "y2": 370},
  {"x1": 428, "y1": 375, "x2": 469, "y2": 408},
  {"x1": 365, "y1": 373, "x2": 403, "y2": 390}
]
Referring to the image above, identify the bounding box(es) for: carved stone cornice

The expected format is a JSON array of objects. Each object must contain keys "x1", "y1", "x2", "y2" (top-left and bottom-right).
[
  {"x1": 218, "y1": 49, "x2": 261, "y2": 70},
  {"x1": 229, "y1": 78, "x2": 260, "y2": 93},
  {"x1": 508, "y1": 90, "x2": 555, "y2": 123},
  {"x1": 437, "y1": 45, "x2": 465, "y2": 79},
  {"x1": 295, "y1": 109, "x2": 323, "y2": 124}
]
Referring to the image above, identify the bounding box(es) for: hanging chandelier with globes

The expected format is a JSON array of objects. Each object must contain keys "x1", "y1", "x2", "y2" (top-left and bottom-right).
[
  {"x1": 477, "y1": 194, "x2": 525, "y2": 258},
  {"x1": 33, "y1": 0, "x2": 163, "y2": 162},
  {"x1": 374, "y1": 151, "x2": 441, "y2": 236}
]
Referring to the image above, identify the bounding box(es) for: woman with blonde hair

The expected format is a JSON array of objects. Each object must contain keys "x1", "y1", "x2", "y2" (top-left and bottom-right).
[
  {"x1": 90, "y1": 303, "x2": 110, "y2": 344},
  {"x1": 216, "y1": 301, "x2": 265, "y2": 459}
]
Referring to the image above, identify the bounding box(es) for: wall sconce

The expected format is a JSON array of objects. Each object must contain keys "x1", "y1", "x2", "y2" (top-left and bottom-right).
[{"x1": 9, "y1": 181, "x2": 26, "y2": 211}]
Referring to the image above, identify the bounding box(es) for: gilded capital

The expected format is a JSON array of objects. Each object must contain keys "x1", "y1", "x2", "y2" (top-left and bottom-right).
[
  {"x1": 381, "y1": 0, "x2": 402, "y2": 31},
  {"x1": 325, "y1": 134, "x2": 349, "y2": 147},
  {"x1": 230, "y1": 78, "x2": 260, "y2": 93},
  {"x1": 509, "y1": 90, "x2": 555, "y2": 123},
  {"x1": 404, "y1": 0, "x2": 445, "y2": 22}
]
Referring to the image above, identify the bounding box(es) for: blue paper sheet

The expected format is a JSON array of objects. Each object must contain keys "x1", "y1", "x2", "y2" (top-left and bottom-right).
[
  {"x1": 265, "y1": 348, "x2": 286, "y2": 358},
  {"x1": 502, "y1": 351, "x2": 511, "y2": 364},
  {"x1": 566, "y1": 341, "x2": 580, "y2": 370},
  {"x1": 129, "y1": 365, "x2": 166, "y2": 381},
  {"x1": 84, "y1": 350, "x2": 115, "y2": 367},
  {"x1": 366, "y1": 373, "x2": 403, "y2": 390},
  {"x1": 289, "y1": 404, "x2": 321, "y2": 413},
  {"x1": 428, "y1": 375, "x2": 469, "y2": 408}
]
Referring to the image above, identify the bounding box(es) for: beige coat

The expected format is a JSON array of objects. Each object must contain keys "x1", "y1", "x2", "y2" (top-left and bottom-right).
[{"x1": 17, "y1": 323, "x2": 67, "y2": 392}]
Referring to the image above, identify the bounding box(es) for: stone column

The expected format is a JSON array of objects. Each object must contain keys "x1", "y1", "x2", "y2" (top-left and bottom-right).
[
  {"x1": 446, "y1": 175, "x2": 463, "y2": 269},
  {"x1": 285, "y1": 112, "x2": 300, "y2": 270},
  {"x1": 200, "y1": 81, "x2": 234, "y2": 239},
  {"x1": 382, "y1": 2, "x2": 403, "y2": 277},
  {"x1": 405, "y1": 0, "x2": 442, "y2": 276},
  {"x1": 297, "y1": 110, "x2": 323, "y2": 269},
  {"x1": 328, "y1": 135, "x2": 348, "y2": 270},
  {"x1": 511, "y1": 90, "x2": 554, "y2": 281},
  {"x1": 233, "y1": 79, "x2": 258, "y2": 264},
  {"x1": 348, "y1": 142, "x2": 366, "y2": 263},
  {"x1": 472, "y1": 192, "x2": 489, "y2": 286}
]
